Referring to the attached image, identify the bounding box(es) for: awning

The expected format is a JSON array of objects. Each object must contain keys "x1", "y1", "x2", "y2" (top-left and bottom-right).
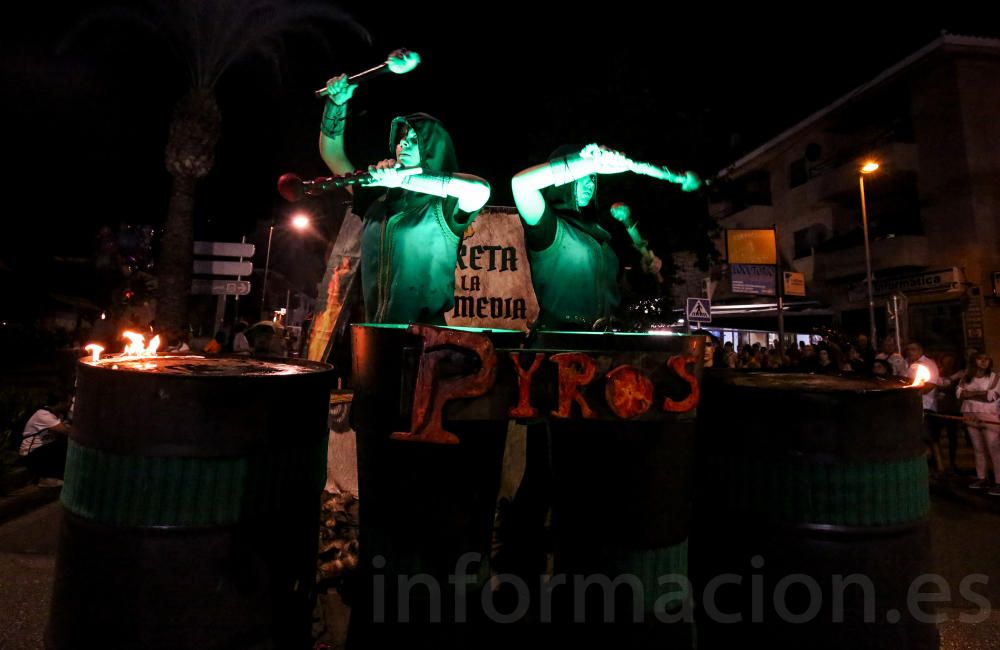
[{"x1": 678, "y1": 299, "x2": 834, "y2": 332}]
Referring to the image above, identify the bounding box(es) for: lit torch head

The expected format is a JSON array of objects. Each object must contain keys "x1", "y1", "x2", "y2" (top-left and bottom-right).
[
  {"x1": 84, "y1": 343, "x2": 104, "y2": 363},
  {"x1": 909, "y1": 363, "x2": 931, "y2": 387},
  {"x1": 386, "y1": 49, "x2": 420, "y2": 74}
]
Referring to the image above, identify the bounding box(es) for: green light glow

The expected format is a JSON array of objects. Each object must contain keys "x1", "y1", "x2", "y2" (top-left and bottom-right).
[
  {"x1": 354, "y1": 323, "x2": 521, "y2": 334},
  {"x1": 387, "y1": 49, "x2": 421, "y2": 74},
  {"x1": 542, "y1": 330, "x2": 690, "y2": 337}
]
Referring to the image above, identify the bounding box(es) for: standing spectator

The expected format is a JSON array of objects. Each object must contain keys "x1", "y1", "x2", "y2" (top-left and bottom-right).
[
  {"x1": 723, "y1": 341, "x2": 738, "y2": 369},
  {"x1": 816, "y1": 348, "x2": 838, "y2": 374},
  {"x1": 163, "y1": 327, "x2": 191, "y2": 353},
  {"x1": 842, "y1": 345, "x2": 865, "y2": 373},
  {"x1": 872, "y1": 358, "x2": 894, "y2": 378},
  {"x1": 956, "y1": 353, "x2": 1000, "y2": 493},
  {"x1": 906, "y1": 341, "x2": 942, "y2": 473},
  {"x1": 935, "y1": 353, "x2": 966, "y2": 474},
  {"x1": 231, "y1": 321, "x2": 251, "y2": 356},
  {"x1": 876, "y1": 335, "x2": 908, "y2": 377},
  {"x1": 798, "y1": 344, "x2": 818, "y2": 372}
]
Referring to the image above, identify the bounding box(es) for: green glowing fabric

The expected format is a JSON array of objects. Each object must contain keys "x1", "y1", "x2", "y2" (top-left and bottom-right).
[
  {"x1": 528, "y1": 214, "x2": 620, "y2": 330},
  {"x1": 523, "y1": 145, "x2": 621, "y2": 330},
  {"x1": 359, "y1": 113, "x2": 470, "y2": 324}
]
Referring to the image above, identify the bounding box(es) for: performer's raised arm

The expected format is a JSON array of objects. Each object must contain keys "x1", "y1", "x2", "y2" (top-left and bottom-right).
[
  {"x1": 511, "y1": 144, "x2": 631, "y2": 225},
  {"x1": 610, "y1": 202, "x2": 664, "y2": 281},
  {"x1": 318, "y1": 74, "x2": 357, "y2": 179},
  {"x1": 365, "y1": 125, "x2": 490, "y2": 214}
]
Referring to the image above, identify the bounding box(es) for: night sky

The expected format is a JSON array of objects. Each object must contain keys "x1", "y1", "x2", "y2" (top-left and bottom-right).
[{"x1": 0, "y1": 3, "x2": 992, "y2": 307}]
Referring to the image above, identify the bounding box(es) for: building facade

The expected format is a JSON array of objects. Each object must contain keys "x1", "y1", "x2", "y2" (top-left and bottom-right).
[{"x1": 707, "y1": 34, "x2": 1000, "y2": 360}]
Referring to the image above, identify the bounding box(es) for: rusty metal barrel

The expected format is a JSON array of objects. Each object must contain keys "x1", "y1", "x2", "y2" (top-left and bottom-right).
[
  {"x1": 349, "y1": 324, "x2": 522, "y2": 646},
  {"x1": 691, "y1": 372, "x2": 937, "y2": 649},
  {"x1": 47, "y1": 355, "x2": 334, "y2": 650},
  {"x1": 524, "y1": 330, "x2": 705, "y2": 648}
]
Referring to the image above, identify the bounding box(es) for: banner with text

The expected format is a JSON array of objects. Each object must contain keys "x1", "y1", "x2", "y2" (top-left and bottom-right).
[
  {"x1": 445, "y1": 207, "x2": 539, "y2": 331},
  {"x1": 731, "y1": 263, "x2": 776, "y2": 296}
]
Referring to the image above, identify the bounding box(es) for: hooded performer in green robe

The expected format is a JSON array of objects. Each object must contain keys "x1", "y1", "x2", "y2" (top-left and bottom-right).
[
  {"x1": 511, "y1": 143, "x2": 662, "y2": 330},
  {"x1": 319, "y1": 68, "x2": 490, "y2": 324}
]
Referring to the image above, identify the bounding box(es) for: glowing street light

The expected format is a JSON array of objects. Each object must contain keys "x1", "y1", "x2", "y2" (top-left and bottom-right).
[
  {"x1": 262, "y1": 213, "x2": 312, "y2": 316},
  {"x1": 859, "y1": 160, "x2": 879, "y2": 351}
]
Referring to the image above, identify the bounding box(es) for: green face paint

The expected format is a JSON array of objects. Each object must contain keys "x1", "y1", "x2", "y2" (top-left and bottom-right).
[
  {"x1": 574, "y1": 174, "x2": 596, "y2": 208},
  {"x1": 395, "y1": 128, "x2": 421, "y2": 166}
]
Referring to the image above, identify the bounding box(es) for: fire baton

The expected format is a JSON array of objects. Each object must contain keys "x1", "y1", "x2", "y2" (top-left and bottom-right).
[{"x1": 315, "y1": 48, "x2": 421, "y2": 98}]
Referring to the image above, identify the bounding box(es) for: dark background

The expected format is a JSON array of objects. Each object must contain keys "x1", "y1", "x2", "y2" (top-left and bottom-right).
[{"x1": 0, "y1": 3, "x2": 992, "y2": 311}]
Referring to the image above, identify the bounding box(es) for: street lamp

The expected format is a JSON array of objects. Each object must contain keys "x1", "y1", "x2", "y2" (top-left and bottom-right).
[
  {"x1": 859, "y1": 161, "x2": 879, "y2": 351},
  {"x1": 261, "y1": 212, "x2": 311, "y2": 316}
]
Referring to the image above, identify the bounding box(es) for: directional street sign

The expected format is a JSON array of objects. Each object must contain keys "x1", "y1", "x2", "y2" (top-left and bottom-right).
[
  {"x1": 686, "y1": 297, "x2": 712, "y2": 323},
  {"x1": 192, "y1": 260, "x2": 253, "y2": 276},
  {"x1": 194, "y1": 241, "x2": 255, "y2": 258},
  {"x1": 191, "y1": 279, "x2": 251, "y2": 296},
  {"x1": 192, "y1": 241, "x2": 254, "y2": 330}
]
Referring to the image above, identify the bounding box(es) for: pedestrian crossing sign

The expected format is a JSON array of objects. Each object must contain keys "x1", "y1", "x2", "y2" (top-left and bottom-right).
[{"x1": 686, "y1": 297, "x2": 712, "y2": 323}]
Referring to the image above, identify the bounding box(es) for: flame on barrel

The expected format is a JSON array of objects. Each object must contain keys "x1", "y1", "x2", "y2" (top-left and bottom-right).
[
  {"x1": 909, "y1": 363, "x2": 931, "y2": 387},
  {"x1": 122, "y1": 331, "x2": 161, "y2": 357},
  {"x1": 84, "y1": 344, "x2": 104, "y2": 363}
]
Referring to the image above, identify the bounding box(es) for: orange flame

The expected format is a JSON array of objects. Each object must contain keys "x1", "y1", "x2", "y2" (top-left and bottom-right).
[
  {"x1": 84, "y1": 344, "x2": 104, "y2": 363},
  {"x1": 909, "y1": 363, "x2": 931, "y2": 387},
  {"x1": 122, "y1": 331, "x2": 160, "y2": 357}
]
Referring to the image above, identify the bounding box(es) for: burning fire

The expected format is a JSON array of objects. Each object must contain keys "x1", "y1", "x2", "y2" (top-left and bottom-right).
[
  {"x1": 122, "y1": 331, "x2": 161, "y2": 357},
  {"x1": 84, "y1": 344, "x2": 104, "y2": 363},
  {"x1": 909, "y1": 363, "x2": 931, "y2": 387},
  {"x1": 82, "y1": 330, "x2": 162, "y2": 366}
]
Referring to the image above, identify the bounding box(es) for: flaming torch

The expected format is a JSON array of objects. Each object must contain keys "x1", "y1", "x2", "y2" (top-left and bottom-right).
[
  {"x1": 909, "y1": 364, "x2": 931, "y2": 388},
  {"x1": 84, "y1": 344, "x2": 104, "y2": 363},
  {"x1": 121, "y1": 330, "x2": 160, "y2": 358}
]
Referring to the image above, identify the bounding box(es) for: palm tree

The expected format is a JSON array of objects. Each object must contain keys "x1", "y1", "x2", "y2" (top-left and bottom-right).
[{"x1": 65, "y1": 0, "x2": 368, "y2": 330}]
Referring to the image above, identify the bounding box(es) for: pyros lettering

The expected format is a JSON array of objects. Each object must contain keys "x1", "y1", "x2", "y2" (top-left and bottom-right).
[
  {"x1": 396, "y1": 326, "x2": 701, "y2": 445},
  {"x1": 392, "y1": 325, "x2": 497, "y2": 445}
]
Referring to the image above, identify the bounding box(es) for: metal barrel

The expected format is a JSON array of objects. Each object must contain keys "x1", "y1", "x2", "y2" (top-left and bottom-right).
[
  {"x1": 47, "y1": 355, "x2": 334, "y2": 650},
  {"x1": 691, "y1": 371, "x2": 938, "y2": 649},
  {"x1": 524, "y1": 331, "x2": 704, "y2": 649},
  {"x1": 348, "y1": 324, "x2": 521, "y2": 647}
]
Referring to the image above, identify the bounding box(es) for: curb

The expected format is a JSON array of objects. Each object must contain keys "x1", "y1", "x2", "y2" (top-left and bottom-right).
[{"x1": 0, "y1": 466, "x2": 61, "y2": 525}]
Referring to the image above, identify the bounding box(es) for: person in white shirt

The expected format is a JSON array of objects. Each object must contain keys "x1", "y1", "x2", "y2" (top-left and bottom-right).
[
  {"x1": 19, "y1": 396, "x2": 72, "y2": 481},
  {"x1": 231, "y1": 321, "x2": 251, "y2": 356},
  {"x1": 955, "y1": 353, "x2": 1000, "y2": 494},
  {"x1": 876, "y1": 335, "x2": 908, "y2": 377},
  {"x1": 905, "y1": 341, "x2": 941, "y2": 472}
]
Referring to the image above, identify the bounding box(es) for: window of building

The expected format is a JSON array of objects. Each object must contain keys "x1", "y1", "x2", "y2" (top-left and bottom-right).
[
  {"x1": 789, "y1": 158, "x2": 808, "y2": 188},
  {"x1": 793, "y1": 224, "x2": 827, "y2": 259}
]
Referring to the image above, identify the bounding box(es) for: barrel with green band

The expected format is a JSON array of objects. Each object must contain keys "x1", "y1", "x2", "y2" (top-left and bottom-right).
[
  {"x1": 349, "y1": 324, "x2": 522, "y2": 647},
  {"x1": 529, "y1": 331, "x2": 704, "y2": 648},
  {"x1": 47, "y1": 355, "x2": 334, "y2": 650},
  {"x1": 691, "y1": 372, "x2": 937, "y2": 649}
]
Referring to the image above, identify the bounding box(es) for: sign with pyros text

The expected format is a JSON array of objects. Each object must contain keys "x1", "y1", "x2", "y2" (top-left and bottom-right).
[
  {"x1": 445, "y1": 207, "x2": 539, "y2": 331},
  {"x1": 393, "y1": 325, "x2": 704, "y2": 445}
]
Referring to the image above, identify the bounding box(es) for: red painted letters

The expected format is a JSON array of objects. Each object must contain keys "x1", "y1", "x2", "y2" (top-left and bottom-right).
[
  {"x1": 550, "y1": 352, "x2": 597, "y2": 419},
  {"x1": 393, "y1": 325, "x2": 497, "y2": 444}
]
